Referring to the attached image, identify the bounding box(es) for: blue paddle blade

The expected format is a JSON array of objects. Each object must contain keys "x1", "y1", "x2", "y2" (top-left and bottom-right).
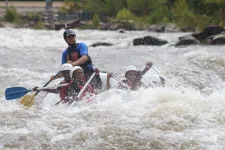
[{"x1": 5, "y1": 87, "x2": 31, "y2": 100}]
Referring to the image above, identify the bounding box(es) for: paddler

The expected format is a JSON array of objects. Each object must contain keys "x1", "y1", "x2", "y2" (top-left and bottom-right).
[
  {"x1": 106, "y1": 61, "x2": 165, "y2": 90},
  {"x1": 69, "y1": 66, "x2": 96, "y2": 102},
  {"x1": 50, "y1": 29, "x2": 102, "y2": 89},
  {"x1": 33, "y1": 63, "x2": 76, "y2": 103}
]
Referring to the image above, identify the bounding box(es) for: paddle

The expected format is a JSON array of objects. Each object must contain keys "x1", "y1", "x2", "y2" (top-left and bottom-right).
[
  {"x1": 151, "y1": 66, "x2": 185, "y2": 93},
  {"x1": 19, "y1": 71, "x2": 61, "y2": 107},
  {"x1": 68, "y1": 72, "x2": 96, "y2": 109},
  {"x1": 141, "y1": 76, "x2": 157, "y2": 88},
  {"x1": 151, "y1": 66, "x2": 174, "y2": 88},
  {"x1": 5, "y1": 83, "x2": 68, "y2": 100},
  {"x1": 111, "y1": 75, "x2": 131, "y2": 89}
]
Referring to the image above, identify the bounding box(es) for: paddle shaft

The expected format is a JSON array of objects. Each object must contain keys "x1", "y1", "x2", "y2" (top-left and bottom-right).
[
  {"x1": 69, "y1": 72, "x2": 96, "y2": 109},
  {"x1": 37, "y1": 83, "x2": 68, "y2": 90},
  {"x1": 34, "y1": 71, "x2": 61, "y2": 96},
  {"x1": 151, "y1": 66, "x2": 174, "y2": 88},
  {"x1": 112, "y1": 75, "x2": 130, "y2": 89},
  {"x1": 141, "y1": 76, "x2": 157, "y2": 88}
]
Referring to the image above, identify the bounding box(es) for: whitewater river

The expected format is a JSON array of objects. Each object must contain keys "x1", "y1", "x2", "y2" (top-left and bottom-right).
[{"x1": 0, "y1": 28, "x2": 225, "y2": 150}]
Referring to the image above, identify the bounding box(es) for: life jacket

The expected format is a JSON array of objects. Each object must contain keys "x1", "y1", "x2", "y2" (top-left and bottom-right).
[
  {"x1": 72, "y1": 79, "x2": 95, "y2": 101},
  {"x1": 59, "y1": 80, "x2": 74, "y2": 103},
  {"x1": 66, "y1": 43, "x2": 92, "y2": 70}
]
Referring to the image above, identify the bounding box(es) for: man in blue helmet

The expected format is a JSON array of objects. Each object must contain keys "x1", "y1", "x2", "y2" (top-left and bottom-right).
[
  {"x1": 62, "y1": 30, "x2": 92, "y2": 73},
  {"x1": 52, "y1": 29, "x2": 102, "y2": 89}
]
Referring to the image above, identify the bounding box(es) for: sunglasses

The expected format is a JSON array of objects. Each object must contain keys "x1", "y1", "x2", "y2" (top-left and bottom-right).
[{"x1": 66, "y1": 35, "x2": 75, "y2": 38}]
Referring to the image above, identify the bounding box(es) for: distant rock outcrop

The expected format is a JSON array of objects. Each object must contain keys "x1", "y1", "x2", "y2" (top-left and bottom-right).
[
  {"x1": 148, "y1": 23, "x2": 195, "y2": 33},
  {"x1": 101, "y1": 20, "x2": 136, "y2": 31},
  {"x1": 54, "y1": 19, "x2": 82, "y2": 30},
  {"x1": 148, "y1": 24, "x2": 180, "y2": 33},
  {"x1": 177, "y1": 26, "x2": 225, "y2": 46},
  {"x1": 192, "y1": 25, "x2": 224, "y2": 40},
  {"x1": 211, "y1": 33, "x2": 225, "y2": 45}
]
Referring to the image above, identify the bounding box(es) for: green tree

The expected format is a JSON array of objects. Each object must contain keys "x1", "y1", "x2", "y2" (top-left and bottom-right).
[
  {"x1": 104, "y1": 0, "x2": 127, "y2": 16},
  {"x1": 148, "y1": 0, "x2": 170, "y2": 24},
  {"x1": 116, "y1": 8, "x2": 135, "y2": 20},
  {"x1": 77, "y1": 0, "x2": 127, "y2": 16},
  {"x1": 172, "y1": 0, "x2": 197, "y2": 28},
  {"x1": 127, "y1": 0, "x2": 151, "y2": 16},
  {"x1": 204, "y1": 0, "x2": 225, "y2": 26},
  {"x1": 189, "y1": 0, "x2": 225, "y2": 27},
  {"x1": 92, "y1": 13, "x2": 100, "y2": 27}
]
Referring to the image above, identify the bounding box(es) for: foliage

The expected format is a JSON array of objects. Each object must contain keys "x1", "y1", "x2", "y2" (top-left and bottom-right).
[
  {"x1": 172, "y1": 0, "x2": 197, "y2": 28},
  {"x1": 27, "y1": 12, "x2": 42, "y2": 22},
  {"x1": 127, "y1": 0, "x2": 151, "y2": 16},
  {"x1": 203, "y1": 0, "x2": 225, "y2": 26},
  {"x1": 59, "y1": 0, "x2": 224, "y2": 29},
  {"x1": 148, "y1": 0, "x2": 170, "y2": 24},
  {"x1": 34, "y1": 21, "x2": 45, "y2": 29},
  {"x1": 3, "y1": 0, "x2": 225, "y2": 29},
  {"x1": 116, "y1": 8, "x2": 135, "y2": 20},
  {"x1": 92, "y1": 13, "x2": 100, "y2": 28},
  {"x1": 4, "y1": 6, "x2": 20, "y2": 22}
]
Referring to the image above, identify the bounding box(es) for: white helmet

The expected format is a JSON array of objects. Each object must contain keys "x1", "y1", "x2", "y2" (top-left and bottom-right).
[
  {"x1": 70, "y1": 66, "x2": 83, "y2": 79},
  {"x1": 61, "y1": 63, "x2": 73, "y2": 71},
  {"x1": 125, "y1": 65, "x2": 138, "y2": 77},
  {"x1": 125, "y1": 65, "x2": 138, "y2": 72}
]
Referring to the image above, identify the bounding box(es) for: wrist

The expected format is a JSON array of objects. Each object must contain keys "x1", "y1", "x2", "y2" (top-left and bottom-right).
[{"x1": 72, "y1": 62, "x2": 77, "y2": 66}]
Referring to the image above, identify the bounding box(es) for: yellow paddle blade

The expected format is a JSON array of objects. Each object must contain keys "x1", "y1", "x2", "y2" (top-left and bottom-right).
[{"x1": 19, "y1": 93, "x2": 35, "y2": 107}]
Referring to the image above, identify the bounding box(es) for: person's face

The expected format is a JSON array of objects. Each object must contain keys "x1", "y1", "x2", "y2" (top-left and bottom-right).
[
  {"x1": 75, "y1": 69, "x2": 84, "y2": 80},
  {"x1": 66, "y1": 34, "x2": 76, "y2": 45},
  {"x1": 61, "y1": 70, "x2": 71, "y2": 81},
  {"x1": 126, "y1": 71, "x2": 139, "y2": 81}
]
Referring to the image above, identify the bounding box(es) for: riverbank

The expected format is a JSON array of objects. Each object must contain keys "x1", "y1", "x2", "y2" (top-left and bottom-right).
[{"x1": 0, "y1": 1, "x2": 63, "y2": 15}]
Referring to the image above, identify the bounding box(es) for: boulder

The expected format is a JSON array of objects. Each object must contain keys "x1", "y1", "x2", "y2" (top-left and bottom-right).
[
  {"x1": 90, "y1": 42, "x2": 113, "y2": 47},
  {"x1": 118, "y1": 29, "x2": 126, "y2": 33},
  {"x1": 54, "y1": 23, "x2": 65, "y2": 30},
  {"x1": 175, "y1": 35, "x2": 200, "y2": 46},
  {"x1": 0, "y1": 22, "x2": 5, "y2": 27},
  {"x1": 211, "y1": 33, "x2": 225, "y2": 45},
  {"x1": 54, "y1": 19, "x2": 82, "y2": 30},
  {"x1": 192, "y1": 25, "x2": 225, "y2": 40},
  {"x1": 101, "y1": 20, "x2": 136, "y2": 31},
  {"x1": 133, "y1": 36, "x2": 168, "y2": 46},
  {"x1": 0, "y1": 22, "x2": 17, "y2": 28},
  {"x1": 65, "y1": 19, "x2": 82, "y2": 29},
  {"x1": 148, "y1": 23, "x2": 181, "y2": 33}
]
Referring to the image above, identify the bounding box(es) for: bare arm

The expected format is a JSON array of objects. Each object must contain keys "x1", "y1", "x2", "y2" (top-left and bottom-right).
[
  {"x1": 106, "y1": 73, "x2": 112, "y2": 90},
  {"x1": 33, "y1": 87, "x2": 60, "y2": 94},
  {"x1": 140, "y1": 61, "x2": 153, "y2": 75},
  {"x1": 40, "y1": 88, "x2": 60, "y2": 94}
]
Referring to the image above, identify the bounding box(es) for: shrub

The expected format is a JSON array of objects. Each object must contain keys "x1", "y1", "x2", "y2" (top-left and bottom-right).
[
  {"x1": 92, "y1": 13, "x2": 100, "y2": 28},
  {"x1": 27, "y1": 12, "x2": 42, "y2": 22},
  {"x1": 34, "y1": 21, "x2": 45, "y2": 29},
  {"x1": 4, "y1": 6, "x2": 20, "y2": 22},
  {"x1": 116, "y1": 8, "x2": 135, "y2": 20}
]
